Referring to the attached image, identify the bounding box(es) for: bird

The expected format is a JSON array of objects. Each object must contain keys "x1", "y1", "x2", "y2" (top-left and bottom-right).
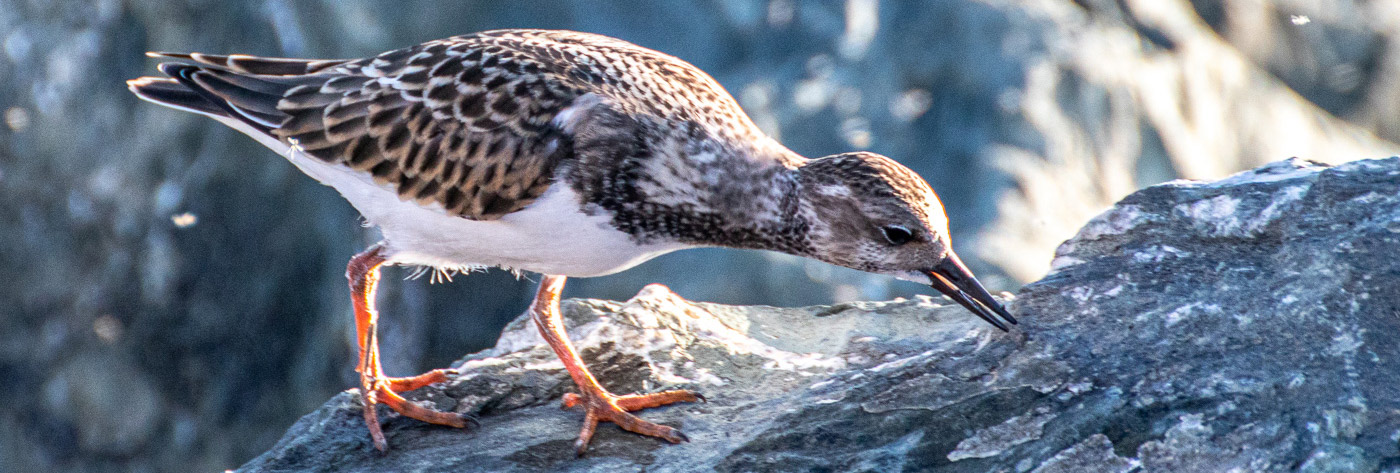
[{"x1": 127, "y1": 29, "x2": 1017, "y2": 456}]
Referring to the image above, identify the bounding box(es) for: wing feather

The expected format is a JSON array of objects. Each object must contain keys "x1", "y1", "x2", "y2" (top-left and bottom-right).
[
  {"x1": 138, "y1": 36, "x2": 587, "y2": 219},
  {"x1": 131, "y1": 29, "x2": 767, "y2": 220}
]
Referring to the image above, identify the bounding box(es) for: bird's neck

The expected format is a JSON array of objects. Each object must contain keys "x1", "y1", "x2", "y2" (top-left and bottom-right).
[
  {"x1": 570, "y1": 136, "x2": 812, "y2": 253},
  {"x1": 691, "y1": 164, "x2": 812, "y2": 254},
  {"x1": 561, "y1": 102, "x2": 814, "y2": 251}
]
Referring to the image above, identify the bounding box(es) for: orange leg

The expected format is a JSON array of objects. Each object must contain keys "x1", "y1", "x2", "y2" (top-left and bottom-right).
[
  {"x1": 348, "y1": 245, "x2": 469, "y2": 452},
  {"x1": 528, "y1": 276, "x2": 703, "y2": 456}
]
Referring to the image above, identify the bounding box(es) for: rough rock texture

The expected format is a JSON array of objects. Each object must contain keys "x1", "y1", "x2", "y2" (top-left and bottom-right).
[
  {"x1": 244, "y1": 288, "x2": 1026, "y2": 472},
  {"x1": 966, "y1": 0, "x2": 1400, "y2": 281},
  {"x1": 7, "y1": 1, "x2": 1400, "y2": 471},
  {"x1": 242, "y1": 158, "x2": 1400, "y2": 472}
]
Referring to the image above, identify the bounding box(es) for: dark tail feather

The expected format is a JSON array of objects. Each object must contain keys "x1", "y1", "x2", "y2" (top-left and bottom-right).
[
  {"x1": 146, "y1": 51, "x2": 349, "y2": 75},
  {"x1": 130, "y1": 51, "x2": 348, "y2": 133},
  {"x1": 137, "y1": 61, "x2": 326, "y2": 133},
  {"x1": 126, "y1": 76, "x2": 229, "y2": 118},
  {"x1": 157, "y1": 62, "x2": 282, "y2": 133},
  {"x1": 173, "y1": 64, "x2": 291, "y2": 128}
]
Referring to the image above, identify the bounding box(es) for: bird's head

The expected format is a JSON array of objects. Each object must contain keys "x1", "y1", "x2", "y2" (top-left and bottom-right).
[{"x1": 793, "y1": 152, "x2": 1017, "y2": 331}]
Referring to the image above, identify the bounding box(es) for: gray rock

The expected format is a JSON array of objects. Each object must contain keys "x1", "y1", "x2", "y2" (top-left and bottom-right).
[
  {"x1": 7, "y1": 1, "x2": 1400, "y2": 471},
  {"x1": 239, "y1": 157, "x2": 1400, "y2": 472},
  {"x1": 967, "y1": 0, "x2": 1400, "y2": 281},
  {"x1": 242, "y1": 286, "x2": 1029, "y2": 472}
]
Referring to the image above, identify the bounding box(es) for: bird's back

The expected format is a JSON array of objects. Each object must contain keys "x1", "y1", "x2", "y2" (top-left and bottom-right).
[{"x1": 129, "y1": 29, "x2": 771, "y2": 221}]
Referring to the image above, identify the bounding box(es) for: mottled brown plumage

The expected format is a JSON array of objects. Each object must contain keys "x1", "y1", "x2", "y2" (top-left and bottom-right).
[
  {"x1": 127, "y1": 29, "x2": 1017, "y2": 456},
  {"x1": 144, "y1": 30, "x2": 769, "y2": 220}
]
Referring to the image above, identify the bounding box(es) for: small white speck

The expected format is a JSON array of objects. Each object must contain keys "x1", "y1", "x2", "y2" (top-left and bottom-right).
[
  {"x1": 1291, "y1": 15, "x2": 1311, "y2": 25},
  {"x1": 840, "y1": 117, "x2": 872, "y2": 148},
  {"x1": 793, "y1": 78, "x2": 833, "y2": 112},
  {"x1": 171, "y1": 212, "x2": 198, "y2": 228},
  {"x1": 890, "y1": 89, "x2": 932, "y2": 122},
  {"x1": 767, "y1": 0, "x2": 795, "y2": 27},
  {"x1": 4, "y1": 107, "x2": 30, "y2": 132},
  {"x1": 93, "y1": 314, "x2": 122, "y2": 343},
  {"x1": 1288, "y1": 373, "x2": 1306, "y2": 388}
]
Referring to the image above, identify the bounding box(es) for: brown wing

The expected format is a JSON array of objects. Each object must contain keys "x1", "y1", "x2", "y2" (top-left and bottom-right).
[
  {"x1": 143, "y1": 36, "x2": 584, "y2": 220},
  {"x1": 136, "y1": 29, "x2": 778, "y2": 219}
]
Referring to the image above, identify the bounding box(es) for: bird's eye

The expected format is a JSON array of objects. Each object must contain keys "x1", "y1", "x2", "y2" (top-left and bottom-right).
[{"x1": 880, "y1": 225, "x2": 915, "y2": 246}]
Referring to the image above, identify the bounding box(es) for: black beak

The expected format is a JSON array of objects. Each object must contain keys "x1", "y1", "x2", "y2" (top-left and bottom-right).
[{"x1": 924, "y1": 252, "x2": 1018, "y2": 332}]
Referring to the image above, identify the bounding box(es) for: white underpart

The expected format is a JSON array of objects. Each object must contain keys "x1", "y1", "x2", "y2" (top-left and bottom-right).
[
  {"x1": 141, "y1": 94, "x2": 689, "y2": 277},
  {"x1": 359, "y1": 173, "x2": 686, "y2": 276}
]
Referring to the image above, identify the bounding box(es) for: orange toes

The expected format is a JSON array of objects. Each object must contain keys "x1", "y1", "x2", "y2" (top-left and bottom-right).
[
  {"x1": 561, "y1": 388, "x2": 701, "y2": 455},
  {"x1": 614, "y1": 390, "x2": 703, "y2": 411},
  {"x1": 386, "y1": 368, "x2": 457, "y2": 392}
]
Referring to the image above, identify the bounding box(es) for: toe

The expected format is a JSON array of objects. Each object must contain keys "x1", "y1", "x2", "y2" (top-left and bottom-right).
[{"x1": 561, "y1": 392, "x2": 582, "y2": 409}]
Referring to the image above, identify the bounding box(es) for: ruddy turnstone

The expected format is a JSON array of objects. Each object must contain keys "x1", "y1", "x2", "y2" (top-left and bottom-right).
[{"x1": 127, "y1": 29, "x2": 1016, "y2": 455}]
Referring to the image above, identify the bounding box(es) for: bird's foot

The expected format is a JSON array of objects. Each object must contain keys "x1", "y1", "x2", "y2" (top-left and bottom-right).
[
  {"x1": 358, "y1": 361, "x2": 471, "y2": 451},
  {"x1": 560, "y1": 388, "x2": 703, "y2": 456},
  {"x1": 346, "y1": 246, "x2": 470, "y2": 452}
]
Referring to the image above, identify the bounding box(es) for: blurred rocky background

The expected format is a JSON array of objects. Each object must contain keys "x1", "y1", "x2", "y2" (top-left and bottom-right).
[{"x1": 0, "y1": 0, "x2": 1396, "y2": 471}]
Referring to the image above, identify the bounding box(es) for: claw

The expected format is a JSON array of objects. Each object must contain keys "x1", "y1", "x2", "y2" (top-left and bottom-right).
[
  {"x1": 562, "y1": 392, "x2": 582, "y2": 409},
  {"x1": 529, "y1": 275, "x2": 706, "y2": 455},
  {"x1": 347, "y1": 245, "x2": 469, "y2": 451}
]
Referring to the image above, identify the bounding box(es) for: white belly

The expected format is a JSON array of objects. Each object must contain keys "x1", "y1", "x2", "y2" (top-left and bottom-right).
[
  {"x1": 371, "y1": 183, "x2": 688, "y2": 277},
  {"x1": 209, "y1": 114, "x2": 687, "y2": 277}
]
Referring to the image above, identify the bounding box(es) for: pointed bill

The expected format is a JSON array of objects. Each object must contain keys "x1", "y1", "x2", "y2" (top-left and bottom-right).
[{"x1": 924, "y1": 251, "x2": 1018, "y2": 331}]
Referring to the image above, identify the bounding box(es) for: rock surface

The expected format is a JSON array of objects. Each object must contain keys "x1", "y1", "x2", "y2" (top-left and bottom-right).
[
  {"x1": 242, "y1": 158, "x2": 1400, "y2": 472},
  {"x1": 7, "y1": 1, "x2": 1400, "y2": 471}
]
